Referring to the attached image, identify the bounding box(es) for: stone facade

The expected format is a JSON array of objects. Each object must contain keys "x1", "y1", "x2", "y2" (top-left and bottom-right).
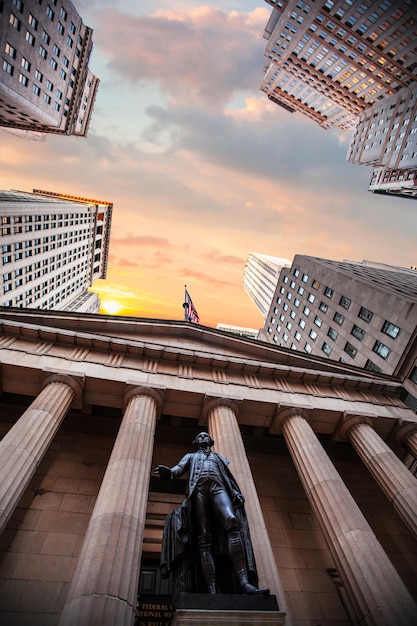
[{"x1": 0, "y1": 308, "x2": 417, "y2": 626}]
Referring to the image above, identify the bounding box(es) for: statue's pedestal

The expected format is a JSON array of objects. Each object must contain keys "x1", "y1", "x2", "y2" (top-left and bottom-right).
[{"x1": 172, "y1": 593, "x2": 286, "y2": 626}]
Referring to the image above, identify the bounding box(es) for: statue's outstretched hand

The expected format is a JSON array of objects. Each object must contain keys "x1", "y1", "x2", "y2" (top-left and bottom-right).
[{"x1": 153, "y1": 464, "x2": 172, "y2": 481}]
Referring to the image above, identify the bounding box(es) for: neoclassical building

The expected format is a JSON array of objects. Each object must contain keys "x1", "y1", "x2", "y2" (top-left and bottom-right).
[{"x1": 0, "y1": 308, "x2": 417, "y2": 626}]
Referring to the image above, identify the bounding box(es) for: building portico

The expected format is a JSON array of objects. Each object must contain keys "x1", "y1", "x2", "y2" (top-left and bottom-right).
[{"x1": 0, "y1": 309, "x2": 417, "y2": 625}]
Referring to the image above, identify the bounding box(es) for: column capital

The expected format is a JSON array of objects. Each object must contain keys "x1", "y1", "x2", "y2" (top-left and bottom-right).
[
  {"x1": 394, "y1": 420, "x2": 417, "y2": 447},
  {"x1": 42, "y1": 370, "x2": 85, "y2": 409},
  {"x1": 124, "y1": 384, "x2": 165, "y2": 413},
  {"x1": 200, "y1": 396, "x2": 240, "y2": 424},
  {"x1": 271, "y1": 406, "x2": 310, "y2": 434},
  {"x1": 338, "y1": 413, "x2": 372, "y2": 441}
]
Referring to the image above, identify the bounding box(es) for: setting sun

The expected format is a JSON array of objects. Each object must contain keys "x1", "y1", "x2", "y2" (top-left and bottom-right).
[{"x1": 100, "y1": 299, "x2": 123, "y2": 315}]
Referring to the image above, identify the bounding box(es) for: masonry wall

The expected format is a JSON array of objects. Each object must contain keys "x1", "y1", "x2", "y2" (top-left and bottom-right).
[{"x1": 1, "y1": 410, "x2": 417, "y2": 626}]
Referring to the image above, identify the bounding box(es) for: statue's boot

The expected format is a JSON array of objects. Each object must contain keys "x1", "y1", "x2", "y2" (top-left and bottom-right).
[
  {"x1": 228, "y1": 529, "x2": 270, "y2": 595},
  {"x1": 199, "y1": 541, "x2": 217, "y2": 594}
]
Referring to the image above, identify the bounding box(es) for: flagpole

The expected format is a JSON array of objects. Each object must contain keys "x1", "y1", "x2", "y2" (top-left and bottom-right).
[{"x1": 183, "y1": 284, "x2": 188, "y2": 321}]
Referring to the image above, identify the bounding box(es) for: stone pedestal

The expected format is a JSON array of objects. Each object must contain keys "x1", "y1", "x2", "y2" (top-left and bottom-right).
[{"x1": 172, "y1": 593, "x2": 285, "y2": 626}]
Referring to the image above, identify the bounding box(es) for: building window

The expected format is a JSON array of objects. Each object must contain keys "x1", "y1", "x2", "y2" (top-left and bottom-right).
[
  {"x1": 283, "y1": 333, "x2": 288, "y2": 342},
  {"x1": 359, "y1": 306, "x2": 373, "y2": 322},
  {"x1": 344, "y1": 342, "x2": 357, "y2": 358},
  {"x1": 286, "y1": 321, "x2": 292, "y2": 331},
  {"x1": 2, "y1": 61, "x2": 14, "y2": 75},
  {"x1": 42, "y1": 30, "x2": 50, "y2": 44},
  {"x1": 28, "y1": 14, "x2": 38, "y2": 29},
  {"x1": 26, "y1": 31, "x2": 35, "y2": 45},
  {"x1": 290, "y1": 310, "x2": 296, "y2": 319},
  {"x1": 47, "y1": 6, "x2": 55, "y2": 21},
  {"x1": 302, "y1": 273, "x2": 308, "y2": 283},
  {"x1": 299, "y1": 319, "x2": 306, "y2": 329},
  {"x1": 293, "y1": 268, "x2": 300, "y2": 277},
  {"x1": 39, "y1": 45, "x2": 48, "y2": 59},
  {"x1": 50, "y1": 58, "x2": 58, "y2": 70},
  {"x1": 333, "y1": 312, "x2": 345, "y2": 325},
  {"x1": 298, "y1": 286, "x2": 305, "y2": 295},
  {"x1": 373, "y1": 340, "x2": 390, "y2": 359},
  {"x1": 18, "y1": 73, "x2": 28, "y2": 85},
  {"x1": 295, "y1": 331, "x2": 301, "y2": 341},
  {"x1": 305, "y1": 342, "x2": 312, "y2": 353},
  {"x1": 351, "y1": 325, "x2": 365, "y2": 341},
  {"x1": 53, "y1": 44, "x2": 60, "y2": 56},
  {"x1": 382, "y1": 320, "x2": 400, "y2": 339},
  {"x1": 322, "y1": 342, "x2": 331, "y2": 355},
  {"x1": 294, "y1": 298, "x2": 300, "y2": 308},
  {"x1": 312, "y1": 279, "x2": 320, "y2": 289},
  {"x1": 309, "y1": 329, "x2": 318, "y2": 341},
  {"x1": 32, "y1": 84, "x2": 40, "y2": 96},
  {"x1": 365, "y1": 359, "x2": 381, "y2": 373},
  {"x1": 58, "y1": 22, "x2": 65, "y2": 35},
  {"x1": 327, "y1": 327, "x2": 338, "y2": 341},
  {"x1": 340, "y1": 295, "x2": 351, "y2": 309},
  {"x1": 35, "y1": 69, "x2": 43, "y2": 82},
  {"x1": 314, "y1": 316, "x2": 322, "y2": 327},
  {"x1": 5, "y1": 43, "x2": 16, "y2": 58},
  {"x1": 307, "y1": 293, "x2": 315, "y2": 303},
  {"x1": 303, "y1": 306, "x2": 310, "y2": 316},
  {"x1": 319, "y1": 301, "x2": 328, "y2": 313},
  {"x1": 9, "y1": 14, "x2": 21, "y2": 31},
  {"x1": 324, "y1": 286, "x2": 334, "y2": 298}
]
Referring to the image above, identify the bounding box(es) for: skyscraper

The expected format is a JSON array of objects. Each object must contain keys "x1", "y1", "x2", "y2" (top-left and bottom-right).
[
  {"x1": 0, "y1": 189, "x2": 112, "y2": 312},
  {"x1": 258, "y1": 254, "x2": 417, "y2": 377},
  {"x1": 0, "y1": 0, "x2": 99, "y2": 136},
  {"x1": 260, "y1": 0, "x2": 417, "y2": 197},
  {"x1": 243, "y1": 252, "x2": 291, "y2": 319}
]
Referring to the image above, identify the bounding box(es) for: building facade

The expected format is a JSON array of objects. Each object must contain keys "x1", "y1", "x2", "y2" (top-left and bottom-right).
[
  {"x1": 0, "y1": 189, "x2": 112, "y2": 312},
  {"x1": 259, "y1": 255, "x2": 417, "y2": 377},
  {"x1": 243, "y1": 252, "x2": 291, "y2": 320},
  {"x1": 368, "y1": 165, "x2": 417, "y2": 198},
  {"x1": 0, "y1": 0, "x2": 99, "y2": 136},
  {"x1": 0, "y1": 309, "x2": 417, "y2": 626},
  {"x1": 260, "y1": 0, "x2": 417, "y2": 194}
]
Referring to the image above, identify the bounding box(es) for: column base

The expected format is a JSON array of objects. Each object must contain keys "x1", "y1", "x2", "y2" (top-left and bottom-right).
[{"x1": 172, "y1": 593, "x2": 285, "y2": 626}]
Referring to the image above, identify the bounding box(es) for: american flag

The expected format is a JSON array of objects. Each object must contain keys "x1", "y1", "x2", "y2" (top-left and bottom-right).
[{"x1": 184, "y1": 288, "x2": 200, "y2": 323}]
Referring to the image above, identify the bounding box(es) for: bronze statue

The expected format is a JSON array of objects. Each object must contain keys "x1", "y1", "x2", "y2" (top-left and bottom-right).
[{"x1": 154, "y1": 432, "x2": 269, "y2": 599}]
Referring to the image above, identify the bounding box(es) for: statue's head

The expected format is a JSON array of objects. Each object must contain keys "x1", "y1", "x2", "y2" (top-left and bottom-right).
[{"x1": 193, "y1": 431, "x2": 214, "y2": 448}]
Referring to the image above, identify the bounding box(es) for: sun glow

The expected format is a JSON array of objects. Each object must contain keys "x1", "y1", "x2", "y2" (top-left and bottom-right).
[{"x1": 101, "y1": 299, "x2": 123, "y2": 315}]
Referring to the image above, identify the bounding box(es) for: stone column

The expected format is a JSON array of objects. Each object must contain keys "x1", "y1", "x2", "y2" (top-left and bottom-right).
[
  {"x1": 0, "y1": 374, "x2": 82, "y2": 535},
  {"x1": 58, "y1": 386, "x2": 163, "y2": 626},
  {"x1": 203, "y1": 398, "x2": 288, "y2": 617},
  {"x1": 273, "y1": 408, "x2": 417, "y2": 626},
  {"x1": 395, "y1": 421, "x2": 417, "y2": 460},
  {"x1": 340, "y1": 415, "x2": 417, "y2": 540}
]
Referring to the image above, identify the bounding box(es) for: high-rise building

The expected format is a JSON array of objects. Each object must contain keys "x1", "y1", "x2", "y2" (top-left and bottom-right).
[
  {"x1": 0, "y1": 0, "x2": 99, "y2": 136},
  {"x1": 243, "y1": 252, "x2": 291, "y2": 319},
  {"x1": 368, "y1": 165, "x2": 417, "y2": 199},
  {"x1": 347, "y1": 85, "x2": 417, "y2": 170},
  {"x1": 260, "y1": 0, "x2": 417, "y2": 195},
  {"x1": 258, "y1": 254, "x2": 417, "y2": 377},
  {"x1": 0, "y1": 308, "x2": 416, "y2": 625},
  {"x1": 0, "y1": 189, "x2": 112, "y2": 312},
  {"x1": 216, "y1": 322, "x2": 259, "y2": 339}
]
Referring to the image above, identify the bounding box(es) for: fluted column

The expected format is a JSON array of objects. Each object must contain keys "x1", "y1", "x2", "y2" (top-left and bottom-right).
[
  {"x1": 203, "y1": 398, "x2": 289, "y2": 617},
  {"x1": 273, "y1": 408, "x2": 417, "y2": 626},
  {"x1": 58, "y1": 386, "x2": 163, "y2": 626},
  {"x1": 395, "y1": 422, "x2": 417, "y2": 460},
  {"x1": 341, "y1": 415, "x2": 417, "y2": 540},
  {"x1": 0, "y1": 374, "x2": 82, "y2": 535}
]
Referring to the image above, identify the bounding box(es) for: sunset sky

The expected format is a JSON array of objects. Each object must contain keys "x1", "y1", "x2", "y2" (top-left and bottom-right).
[{"x1": 1, "y1": 0, "x2": 416, "y2": 330}]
